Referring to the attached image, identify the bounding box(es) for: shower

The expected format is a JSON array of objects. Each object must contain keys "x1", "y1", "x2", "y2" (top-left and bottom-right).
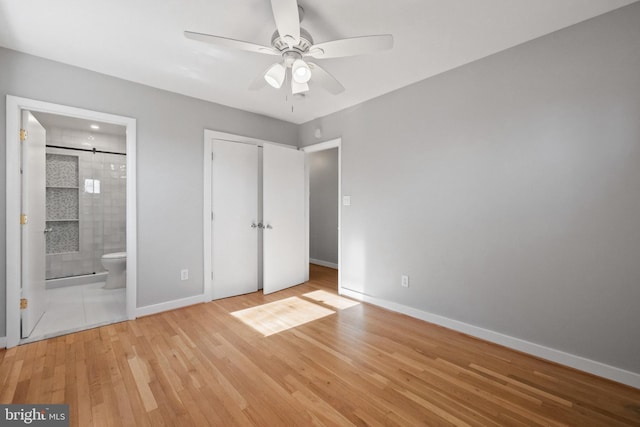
[{"x1": 45, "y1": 140, "x2": 126, "y2": 283}]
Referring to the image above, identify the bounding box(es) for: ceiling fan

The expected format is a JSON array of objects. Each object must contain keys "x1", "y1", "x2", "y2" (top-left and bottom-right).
[{"x1": 184, "y1": 0, "x2": 393, "y2": 96}]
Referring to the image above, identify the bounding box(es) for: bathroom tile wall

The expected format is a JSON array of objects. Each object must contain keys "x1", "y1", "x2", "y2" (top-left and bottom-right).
[
  {"x1": 46, "y1": 187, "x2": 79, "y2": 220},
  {"x1": 47, "y1": 127, "x2": 125, "y2": 153},
  {"x1": 46, "y1": 154, "x2": 79, "y2": 187},
  {"x1": 46, "y1": 127, "x2": 126, "y2": 279},
  {"x1": 46, "y1": 153, "x2": 80, "y2": 254}
]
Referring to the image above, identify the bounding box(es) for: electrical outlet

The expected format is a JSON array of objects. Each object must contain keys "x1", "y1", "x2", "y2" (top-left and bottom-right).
[
  {"x1": 181, "y1": 269, "x2": 189, "y2": 281},
  {"x1": 343, "y1": 195, "x2": 351, "y2": 206},
  {"x1": 401, "y1": 275, "x2": 409, "y2": 288}
]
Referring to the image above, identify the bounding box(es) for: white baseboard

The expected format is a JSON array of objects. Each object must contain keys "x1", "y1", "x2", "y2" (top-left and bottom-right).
[
  {"x1": 0, "y1": 336, "x2": 6, "y2": 349},
  {"x1": 136, "y1": 294, "x2": 205, "y2": 318},
  {"x1": 340, "y1": 287, "x2": 640, "y2": 390},
  {"x1": 310, "y1": 258, "x2": 339, "y2": 269}
]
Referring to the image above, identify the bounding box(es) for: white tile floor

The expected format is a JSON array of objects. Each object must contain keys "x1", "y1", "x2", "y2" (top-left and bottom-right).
[{"x1": 28, "y1": 282, "x2": 126, "y2": 341}]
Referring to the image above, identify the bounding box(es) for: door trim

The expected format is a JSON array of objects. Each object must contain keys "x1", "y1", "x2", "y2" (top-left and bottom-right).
[
  {"x1": 301, "y1": 138, "x2": 342, "y2": 294},
  {"x1": 5, "y1": 95, "x2": 138, "y2": 348},
  {"x1": 203, "y1": 130, "x2": 298, "y2": 302}
]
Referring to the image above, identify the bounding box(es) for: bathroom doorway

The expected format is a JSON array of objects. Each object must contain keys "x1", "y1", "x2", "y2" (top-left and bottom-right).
[
  {"x1": 5, "y1": 96, "x2": 137, "y2": 347},
  {"x1": 32, "y1": 112, "x2": 127, "y2": 339}
]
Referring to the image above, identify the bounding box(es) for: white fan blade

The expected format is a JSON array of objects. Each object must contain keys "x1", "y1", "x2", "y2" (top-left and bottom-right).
[
  {"x1": 307, "y1": 34, "x2": 393, "y2": 59},
  {"x1": 185, "y1": 31, "x2": 279, "y2": 55},
  {"x1": 249, "y1": 72, "x2": 268, "y2": 91},
  {"x1": 308, "y1": 63, "x2": 344, "y2": 94},
  {"x1": 271, "y1": 0, "x2": 300, "y2": 47}
]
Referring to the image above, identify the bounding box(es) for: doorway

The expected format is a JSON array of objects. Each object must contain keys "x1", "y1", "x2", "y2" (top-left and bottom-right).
[
  {"x1": 302, "y1": 138, "x2": 342, "y2": 292},
  {"x1": 5, "y1": 96, "x2": 137, "y2": 348}
]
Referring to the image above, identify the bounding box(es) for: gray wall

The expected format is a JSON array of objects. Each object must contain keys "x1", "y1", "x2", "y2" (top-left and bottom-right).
[
  {"x1": 299, "y1": 4, "x2": 640, "y2": 374},
  {"x1": 0, "y1": 47, "x2": 298, "y2": 336},
  {"x1": 309, "y1": 148, "x2": 339, "y2": 265}
]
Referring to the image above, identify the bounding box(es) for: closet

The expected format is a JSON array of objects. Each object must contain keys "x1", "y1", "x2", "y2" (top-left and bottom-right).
[{"x1": 210, "y1": 139, "x2": 306, "y2": 299}]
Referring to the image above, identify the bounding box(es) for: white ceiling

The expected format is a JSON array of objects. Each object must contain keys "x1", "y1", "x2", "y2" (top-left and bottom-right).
[{"x1": 0, "y1": 0, "x2": 636, "y2": 124}]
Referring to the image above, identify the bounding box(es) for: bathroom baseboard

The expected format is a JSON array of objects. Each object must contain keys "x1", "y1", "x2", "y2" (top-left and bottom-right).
[
  {"x1": 136, "y1": 294, "x2": 206, "y2": 318},
  {"x1": 310, "y1": 259, "x2": 339, "y2": 269},
  {"x1": 340, "y1": 286, "x2": 640, "y2": 390}
]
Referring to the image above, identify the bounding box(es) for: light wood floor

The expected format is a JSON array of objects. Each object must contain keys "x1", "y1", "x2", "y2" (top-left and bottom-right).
[{"x1": 1, "y1": 264, "x2": 639, "y2": 426}]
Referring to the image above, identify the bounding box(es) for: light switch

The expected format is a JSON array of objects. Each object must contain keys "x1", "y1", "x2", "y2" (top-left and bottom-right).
[{"x1": 343, "y1": 196, "x2": 351, "y2": 206}]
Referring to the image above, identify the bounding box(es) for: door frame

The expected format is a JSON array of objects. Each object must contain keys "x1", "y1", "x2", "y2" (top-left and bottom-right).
[
  {"x1": 5, "y1": 95, "x2": 138, "y2": 348},
  {"x1": 301, "y1": 138, "x2": 342, "y2": 294},
  {"x1": 202, "y1": 130, "x2": 298, "y2": 302}
]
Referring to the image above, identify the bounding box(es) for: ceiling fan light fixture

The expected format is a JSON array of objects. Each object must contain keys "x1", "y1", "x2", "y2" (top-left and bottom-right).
[
  {"x1": 291, "y1": 79, "x2": 309, "y2": 94},
  {"x1": 264, "y1": 62, "x2": 286, "y2": 88},
  {"x1": 185, "y1": 1, "x2": 394, "y2": 97},
  {"x1": 292, "y1": 59, "x2": 311, "y2": 83}
]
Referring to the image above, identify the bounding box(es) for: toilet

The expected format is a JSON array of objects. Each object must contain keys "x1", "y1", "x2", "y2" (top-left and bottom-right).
[{"x1": 101, "y1": 252, "x2": 127, "y2": 289}]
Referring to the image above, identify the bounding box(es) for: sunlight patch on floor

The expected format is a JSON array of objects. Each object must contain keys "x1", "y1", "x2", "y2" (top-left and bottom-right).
[
  {"x1": 231, "y1": 296, "x2": 335, "y2": 336},
  {"x1": 302, "y1": 290, "x2": 360, "y2": 310}
]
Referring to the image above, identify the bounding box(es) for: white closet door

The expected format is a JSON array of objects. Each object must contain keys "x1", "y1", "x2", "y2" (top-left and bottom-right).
[
  {"x1": 263, "y1": 144, "x2": 306, "y2": 294},
  {"x1": 21, "y1": 110, "x2": 47, "y2": 338},
  {"x1": 212, "y1": 140, "x2": 259, "y2": 299}
]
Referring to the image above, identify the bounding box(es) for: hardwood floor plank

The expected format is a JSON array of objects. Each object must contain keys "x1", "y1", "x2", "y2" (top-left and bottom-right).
[
  {"x1": 127, "y1": 353, "x2": 158, "y2": 413},
  {"x1": 1, "y1": 264, "x2": 639, "y2": 426}
]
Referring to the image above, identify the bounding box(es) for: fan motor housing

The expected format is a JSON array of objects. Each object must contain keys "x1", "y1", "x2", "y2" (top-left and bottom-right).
[{"x1": 271, "y1": 28, "x2": 314, "y2": 57}]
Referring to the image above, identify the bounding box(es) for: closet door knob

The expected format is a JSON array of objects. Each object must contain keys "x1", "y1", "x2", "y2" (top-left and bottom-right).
[
  {"x1": 265, "y1": 224, "x2": 273, "y2": 230},
  {"x1": 251, "y1": 222, "x2": 257, "y2": 228}
]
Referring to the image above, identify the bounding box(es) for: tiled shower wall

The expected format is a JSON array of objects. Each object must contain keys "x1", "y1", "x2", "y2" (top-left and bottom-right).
[
  {"x1": 46, "y1": 127, "x2": 126, "y2": 279},
  {"x1": 46, "y1": 154, "x2": 80, "y2": 254}
]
